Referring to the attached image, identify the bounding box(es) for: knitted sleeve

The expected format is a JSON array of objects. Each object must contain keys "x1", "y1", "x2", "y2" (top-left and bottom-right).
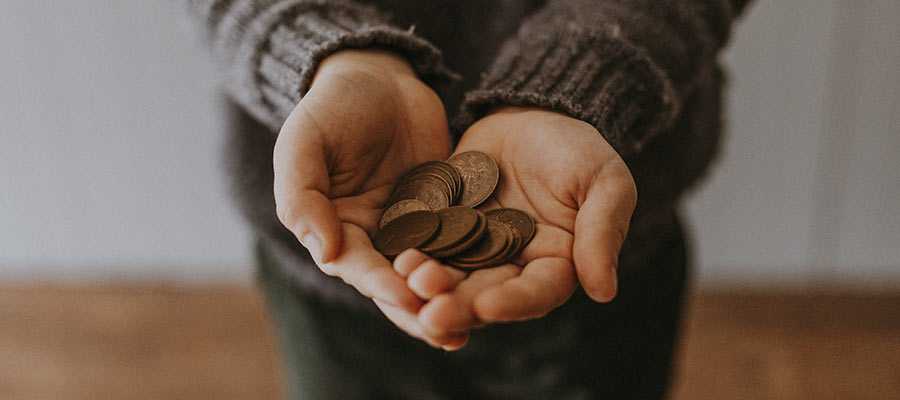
[
  {"x1": 455, "y1": 0, "x2": 754, "y2": 156},
  {"x1": 186, "y1": 0, "x2": 454, "y2": 131}
]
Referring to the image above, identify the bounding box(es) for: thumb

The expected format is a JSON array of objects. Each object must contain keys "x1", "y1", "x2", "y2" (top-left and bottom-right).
[
  {"x1": 573, "y1": 164, "x2": 636, "y2": 302},
  {"x1": 273, "y1": 108, "x2": 342, "y2": 264}
]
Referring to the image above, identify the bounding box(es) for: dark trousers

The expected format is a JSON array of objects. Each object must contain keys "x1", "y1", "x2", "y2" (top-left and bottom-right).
[{"x1": 256, "y1": 219, "x2": 689, "y2": 400}]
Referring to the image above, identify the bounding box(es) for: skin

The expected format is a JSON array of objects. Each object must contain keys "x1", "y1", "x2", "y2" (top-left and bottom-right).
[{"x1": 275, "y1": 50, "x2": 637, "y2": 350}]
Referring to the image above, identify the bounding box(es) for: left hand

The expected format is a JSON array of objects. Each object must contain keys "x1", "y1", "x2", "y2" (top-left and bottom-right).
[{"x1": 391, "y1": 106, "x2": 638, "y2": 349}]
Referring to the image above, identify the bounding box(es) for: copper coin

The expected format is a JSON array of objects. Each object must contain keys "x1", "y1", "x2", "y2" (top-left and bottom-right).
[
  {"x1": 486, "y1": 208, "x2": 536, "y2": 248},
  {"x1": 401, "y1": 161, "x2": 448, "y2": 179},
  {"x1": 379, "y1": 199, "x2": 430, "y2": 229},
  {"x1": 447, "y1": 151, "x2": 499, "y2": 208},
  {"x1": 430, "y1": 210, "x2": 487, "y2": 258},
  {"x1": 388, "y1": 175, "x2": 451, "y2": 210},
  {"x1": 373, "y1": 210, "x2": 440, "y2": 257},
  {"x1": 422, "y1": 171, "x2": 456, "y2": 204},
  {"x1": 420, "y1": 206, "x2": 480, "y2": 254},
  {"x1": 448, "y1": 219, "x2": 512, "y2": 266},
  {"x1": 401, "y1": 179, "x2": 451, "y2": 210},
  {"x1": 400, "y1": 162, "x2": 455, "y2": 191},
  {"x1": 462, "y1": 221, "x2": 520, "y2": 268},
  {"x1": 494, "y1": 224, "x2": 523, "y2": 265},
  {"x1": 418, "y1": 162, "x2": 460, "y2": 204},
  {"x1": 431, "y1": 162, "x2": 463, "y2": 203}
]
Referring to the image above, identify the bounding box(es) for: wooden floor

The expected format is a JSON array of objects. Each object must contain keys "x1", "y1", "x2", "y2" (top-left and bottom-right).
[{"x1": 1, "y1": 284, "x2": 898, "y2": 400}]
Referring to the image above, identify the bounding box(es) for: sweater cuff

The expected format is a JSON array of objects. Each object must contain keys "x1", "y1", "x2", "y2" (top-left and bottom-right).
[
  {"x1": 246, "y1": 2, "x2": 456, "y2": 131},
  {"x1": 455, "y1": 24, "x2": 679, "y2": 156}
]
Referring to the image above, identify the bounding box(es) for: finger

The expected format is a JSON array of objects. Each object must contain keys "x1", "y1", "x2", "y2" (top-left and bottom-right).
[
  {"x1": 373, "y1": 299, "x2": 425, "y2": 339},
  {"x1": 394, "y1": 249, "x2": 466, "y2": 299},
  {"x1": 393, "y1": 249, "x2": 432, "y2": 277},
  {"x1": 418, "y1": 265, "x2": 520, "y2": 336},
  {"x1": 474, "y1": 257, "x2": 577, "y2": 322},
  {"x1": 441, "y1": 334, "x2": 469, "y2": 352},
  {"x1": 273, "y1": 107, "x2": 342, "y2": 263},
  {"x1": 321, "y1": 224, "x2": 421, "y2": 311},
  {"x1": 407, "y1": 259, "x2": 467, "y2": 299},
  {"x1": 374, "y1": 299, "x2": 469, "y2": 350},
  {"x1": 573, "y1": 167, "x2": 636, "y2": 302}
]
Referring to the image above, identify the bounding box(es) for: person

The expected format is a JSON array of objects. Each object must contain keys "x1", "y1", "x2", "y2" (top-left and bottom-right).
[{"x1": 188, "y1": 0, "x2": 752, "y2": 398}]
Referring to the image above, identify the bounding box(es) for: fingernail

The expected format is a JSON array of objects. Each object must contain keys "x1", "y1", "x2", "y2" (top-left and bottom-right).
[{"x1": 299, "y1": 233, "x2": 322, "y2": 263}]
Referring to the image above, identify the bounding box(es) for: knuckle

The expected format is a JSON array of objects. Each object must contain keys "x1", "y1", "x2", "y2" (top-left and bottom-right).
[
  {"x1": 317, "y1": 262, "x2": 339, "y2": 277},
  {"x1": 275, "y1": 203, "x2": 294, "y2": 226}
]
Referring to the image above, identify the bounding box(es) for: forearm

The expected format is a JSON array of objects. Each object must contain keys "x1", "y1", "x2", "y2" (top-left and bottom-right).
[
  {"x1": 457, "y1": 0, "x2": 754, "y2": 156},
  {"x1": 186, "y1": 0, "x2": 452, "y2": 131}
]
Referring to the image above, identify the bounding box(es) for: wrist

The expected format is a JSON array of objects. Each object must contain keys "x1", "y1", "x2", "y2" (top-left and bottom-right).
[
  {"x1": 479, "y1": 106, "x2": 590, "y2": 129},
  {"x1": 484, "y1": 106, "x2": 553, "y2": 118},
  {"x1": 314, "y1": 49, "x2": 417, "y2": 84}
]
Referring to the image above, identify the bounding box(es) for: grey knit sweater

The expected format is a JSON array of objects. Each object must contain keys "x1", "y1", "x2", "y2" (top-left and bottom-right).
[{"x1": 187, "y1": 0, "x2": 752, "y2": 305}]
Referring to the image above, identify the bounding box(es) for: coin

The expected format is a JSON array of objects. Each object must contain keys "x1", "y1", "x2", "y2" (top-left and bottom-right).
[
  {"x1": 373, "y1": 210, "x2": 440, "y2": 257},
  {"x1": 420, "y1": 206, "x2": 481, "y2": 255},
  {"x1": 486, "y1": 208, "x2": 536, "y2": 248},
  {"x1": 495, "y1": 225, "x2": 522, "y2": 265},
  {"x1": 430, "y1": 209, "x2": 487, "y2": 258},
  {"x1": 432, "y1": 161, "x2": 463, "y2": 203},
  {"x1": 388, "y1": 168, "x2": 453, "y2": 210},
  {"x1": 393, "y1": 177, "x2": 450, "y2": 210},
  {"x1": 374, "y1": 154, "x2": 536, "y2": 268},
  {"x1": 447, "y1": 219, "x2": 512, "y2": 268},
  {"x1": 447, "y1": 151, "x2": 499, "y2": 208},
  {"x1": 379, "y1": 199, "x2": 430, "y2": 229},
  {"x1": 399, "y1": 162, "x2": 458, "y2": 195}
]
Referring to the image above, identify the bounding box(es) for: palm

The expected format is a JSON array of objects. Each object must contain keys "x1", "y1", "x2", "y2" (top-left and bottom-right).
[
  {"x1": 405, "y1": 108, "x2": 637, "y2": 340},
  {"x1": 274, "y1": 51, "x2": 451, "y2": 314},
  {"x1": 300, "y1": 68, "x2": 450, "y2": 234}
]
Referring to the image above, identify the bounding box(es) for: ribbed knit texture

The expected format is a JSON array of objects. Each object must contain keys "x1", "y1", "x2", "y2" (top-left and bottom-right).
[
  {"x1": 456, "y1": 0, "x2": 747, "y2": 156},
  {"x1": 455, "y1": 23, "x2": 677, "y2": 156},
  {"x1": 188, "y1": 0, "x2": 456, "y2": 131},
  {"x1": 188, "y1": 0, "x2": 754, "y2": 305}
]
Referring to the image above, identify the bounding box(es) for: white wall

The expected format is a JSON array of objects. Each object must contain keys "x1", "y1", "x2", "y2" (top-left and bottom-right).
[
  {"x1": 1, "y1": 1, "x2": 898, "y2": 287},
  {"x1": 0, "y1": 1, "x2": 251, "y2": 281},
  {"x1": 684, "y1": 0, "x2": 900, "y2": 289}
]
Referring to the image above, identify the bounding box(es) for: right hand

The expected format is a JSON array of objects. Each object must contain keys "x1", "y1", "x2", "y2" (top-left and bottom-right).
[{"x1": 273, "y1": 49, "x2": 463, "y2": 347}]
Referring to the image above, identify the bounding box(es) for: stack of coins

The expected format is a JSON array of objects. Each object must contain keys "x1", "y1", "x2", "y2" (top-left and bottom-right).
[{"x1": 372, "y1": 151, "x2": 536, "y2": 270}]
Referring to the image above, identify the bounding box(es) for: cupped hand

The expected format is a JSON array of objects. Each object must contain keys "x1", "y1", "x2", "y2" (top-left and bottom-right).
[
  {"x1": 397, "y1": 106, "x2": 638, "y2": 347},
  {"x1": 273, "y1": 50, "x2": 452, "y2": 335}
]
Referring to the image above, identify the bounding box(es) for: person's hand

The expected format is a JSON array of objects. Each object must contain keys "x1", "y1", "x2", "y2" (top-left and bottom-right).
[
  {"x1": 395, "y1": 106, "x2": 637, "y2": 347},
  {"x1": 273, "y1": 49, "x2": 459, "y2": 346}
]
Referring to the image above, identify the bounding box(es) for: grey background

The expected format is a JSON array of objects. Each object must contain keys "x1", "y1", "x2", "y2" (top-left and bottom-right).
[{"x1": 1, "y1": 1, "x2": 898, "y2": 288}]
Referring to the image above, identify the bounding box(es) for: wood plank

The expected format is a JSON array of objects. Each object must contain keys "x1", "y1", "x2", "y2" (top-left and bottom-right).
[
  {"x1": 1, "y1": 285, "x2": 898, "y2": 399},
  {"x1": 0, "y1": 284, "x2": 280, "y2": 400},
  {"x1": 671, "y1": 291, "x2": 900, "y2": 399}
]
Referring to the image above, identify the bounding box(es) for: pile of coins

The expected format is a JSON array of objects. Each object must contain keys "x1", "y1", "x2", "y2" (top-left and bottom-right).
[{"x1": 372, "y1": 151, "x2": 535, "y2": 270}]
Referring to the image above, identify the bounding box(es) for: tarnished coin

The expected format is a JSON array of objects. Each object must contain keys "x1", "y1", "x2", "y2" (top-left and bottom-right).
[
  {"x1": 373, "y1": 210, "x2": 440, "y2": 257},
  {"x1": 447, "y1": 219, "x2": 513, "y2": 268},
  {"x1": 431, "y1": 161, "x2": 463, "y2": 203},
  {"x1": 420, "y1": 206, "x2": 480, "y2": 254},
  {"x1": 397, "y1": 161, "x2": 458, "y2": 199},
  {"x1": 402, "y1": 161, "x2": 450, "y2": 180},
  {"x1": 415, "y1": 180, "x2": 451, "y2": 210},
  {"x1": 388, "y1": 175, "x2": 452, "y2": 210},
  {"x1": 447, "y1": 151, "x2": 499, "y2": 207},
  {"x1": 486, "y1": 208, "x2": 536, "y2": 248},
  {"x1": 395, "y1": 179, "x2": 451, "y2": 210},
  {"x1": 379, "y1": 199, "x2": 430, "y2": 229},
  {"x1": 496, "y1": 225, "x2": 523, "y2": 265},
  {"x1": 430, "y1": 209, "x2": 487, "y2": 258}
]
